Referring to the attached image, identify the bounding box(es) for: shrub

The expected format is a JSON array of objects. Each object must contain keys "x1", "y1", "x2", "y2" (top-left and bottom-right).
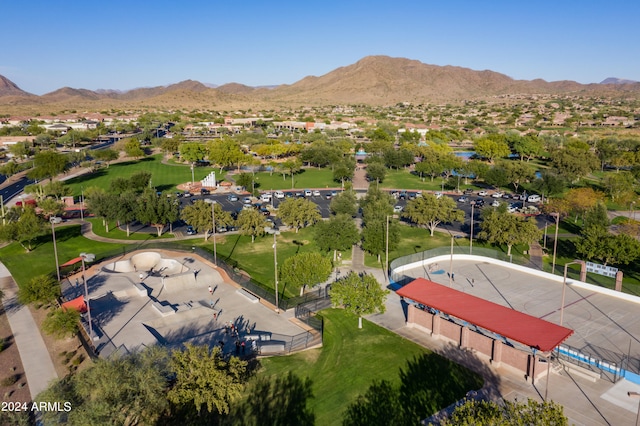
[{"x1": 1, "y1": 374, "x2": 18, "y2": 387}]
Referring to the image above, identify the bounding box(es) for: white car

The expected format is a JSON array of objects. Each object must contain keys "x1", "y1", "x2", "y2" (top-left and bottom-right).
[
  {"x1": 527, "y1": 194, "x2": 541, "y2": 203},
  {"x1": 312, "y1": 190, "x2": 321, "y2": 197},
  {"x1": 393, "y1": 205, "x2": 403, "y2": 213},
  {"x1": 507, "y1": 204, "x2": 517, "y2": 213},
  {"x1": 491, "y1": 200, "x2": 500, "y2": 207},
  {"x1": 434, "y1": 192, "x2": 443, "y2": 199},
  {"x1": 477, "y1": 190, "x2": 488, "y2": 196},
  {"x1": 274, "y1": 191, "x2": 285, "y2": 199},
  {"x1": 260, "y1": 193, "x2": 272, "y2": 202},
  {"x1": 304, "y1": 189, "x2": 312, "y2": 197},
  {"x1": 492, "y1": 192, "x2": 503, "y2": 198}
]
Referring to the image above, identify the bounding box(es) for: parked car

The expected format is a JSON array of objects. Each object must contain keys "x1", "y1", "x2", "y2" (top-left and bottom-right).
[
  {"x1": 274, "y1": 191, "x2": 285, "y2": 199},
  {"x1": 260, "y1": 193, "x2": 272, "y2": 203},
  {"x1": 312, "y1": 190, "x2": 321, "y2": 197},
  {"x1": 186, "y1": 226, "x2": 196, "y2": 235},
  {"x1": 227, "y1": 194, "x2": 239, "y2": 202},
  {"x1": 434, "y1": 192, "x2": 443, "y2": 199},
  {"x1": 183, "y1": 192, "x2": 192, "y2": 198},
  {"x1": 201, "y1": 188, "x2": 210, "y2": 195},
  {"x1": 474, "y1": 198, "x2": 485, "y2": 207},
  {"x1": 507, "y1": 204, "x2": 517, "y2": 213},
  {"x1": 304, "y1": 189, "x2": 312, "y2": 197},
  {"x1": 477, "y1": 190, "x2": 488, "y2": 196},
  {"x1": 260, "y1": 207, "x2": 270, "y2": 216},
  {"x1": 242, "y1": 197, "x2": 252, "y2": 204},
  {"x1": 393, "y1": 205, "x2": 403, "y2": 213},
  {"x1": 492, "y1": 192, "x2": 503, "y2": 198},
  {"x1": 491, "y1": 200, "x2": 501, "y2": 207},
  {"x1": 457, "y1": 196, "x2": 468, "y2": 203},
  {"x1": 527, "y1": 194, "x2": 541, "y2": 203},
  {"x1": 49, "y1": 216, "x2": 63, "y2": 224}
]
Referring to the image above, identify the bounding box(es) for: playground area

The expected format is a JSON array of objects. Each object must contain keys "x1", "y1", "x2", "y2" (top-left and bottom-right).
[{"x1": 61, "y1": 250, "x2": 308, "y2": 358}]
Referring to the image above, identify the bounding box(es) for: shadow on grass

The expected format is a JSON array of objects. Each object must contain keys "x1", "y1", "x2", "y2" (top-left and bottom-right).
[{"x1": 342, "y1": 346, "x2": 500, "y2": 426}]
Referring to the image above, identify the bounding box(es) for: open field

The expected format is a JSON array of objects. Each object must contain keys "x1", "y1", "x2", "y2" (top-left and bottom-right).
[{"x1": 258, "y1": 308, "x2": 482, "y2": 426}]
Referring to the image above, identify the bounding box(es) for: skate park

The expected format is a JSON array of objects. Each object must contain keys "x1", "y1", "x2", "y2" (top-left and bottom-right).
[{"x1": 61, "y1": 250, "x2": 309, "y2": 358}]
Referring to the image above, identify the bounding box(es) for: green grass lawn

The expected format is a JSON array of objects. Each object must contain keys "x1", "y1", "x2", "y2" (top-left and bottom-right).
[
  {"x1": 258, "y1": 309, "x2": 482, "y2": 426},
  {"x1": 64, "y1": 154, "x2": 224, "y2": 195},
  {"x1": 252, "y1": 168, "x2": 337, "y2": 191},
  {"x1": 210, "y1": 226, "x2": 335, "y2": 298},
  {"x1": 87, "y1": 218, "x2": 174, "y2": 240},
  {"x1": 0, "y1": 225, "x2": 127, "y2": 286}
]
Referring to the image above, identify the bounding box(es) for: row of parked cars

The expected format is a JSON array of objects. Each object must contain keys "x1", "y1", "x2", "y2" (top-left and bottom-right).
[{"x1": 459, "y1": 189, "x2": 541, "y2": 203}]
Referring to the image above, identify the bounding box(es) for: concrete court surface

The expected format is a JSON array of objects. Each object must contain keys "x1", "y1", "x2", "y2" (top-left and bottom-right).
[
  {"x1": 62, "y1": 250, "x2": 306, "y2": 358},
  {"x1": 396, "y1": 258, "x2": 640, "y2": 425}
]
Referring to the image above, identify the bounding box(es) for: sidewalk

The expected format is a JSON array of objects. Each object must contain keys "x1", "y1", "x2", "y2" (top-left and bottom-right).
[{"x1": 0, "y1": 262, "x2": 57, "y2": 400}]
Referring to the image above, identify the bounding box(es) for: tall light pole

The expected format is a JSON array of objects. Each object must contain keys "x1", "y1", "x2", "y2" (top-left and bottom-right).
[
  {"x1": 449, "y1": 235, "x2": 454, "y2": 287},
  {"x1": 50, "y1": 217, "x2": 60, "y2": 282},
  {"x1": 211, "y1": 202, "x2": 217, "y2": 266},
  {"x1": 631, "y1": 201, "x2": 636, "y2": 222},
  {"x1": 80, "y1": 253, "x2": 95, "y2": 340},
  {"x1": 272, "y1": 231, "x2": 280, "y2": 313},
  {"x1": 551, "y1": 213, "x2": 560, "y2": 275},
  {"x1": 628, "y1": 391, "x2": 640, "y2": 426},
  {"x1": 469, "y1": 203, "x2": 475, "y2": 255},
  {"x1": 190, "y1": 163, "x2": 195, "y2": 185},
  {"x1": 385, "y1": 215, "x2": 390, "y2": 282},
  {"x1": 80, "y1": 187, "x2": 84, "y2": 222},
  {"x1": 560, "y1": 260, "x2": 584, "y2": 326}
]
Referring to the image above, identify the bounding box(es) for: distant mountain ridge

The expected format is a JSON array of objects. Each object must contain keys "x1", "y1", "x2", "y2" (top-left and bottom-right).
[{"x1": 1, "y1": 56, "x2": 639, "y2": 110}]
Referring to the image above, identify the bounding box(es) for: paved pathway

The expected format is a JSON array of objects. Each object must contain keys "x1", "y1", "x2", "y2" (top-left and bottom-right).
[{"x1": 0, "y1": 263, "x2": 57, "y2": 400}]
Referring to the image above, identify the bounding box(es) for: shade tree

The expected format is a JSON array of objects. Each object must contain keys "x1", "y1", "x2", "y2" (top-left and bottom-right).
[
  {"x1": 330, "y1": 271, "x2": 389, "y2": 329},
  {"x1": 402, "y1": 194, "x2": 464, "y2": 237}
]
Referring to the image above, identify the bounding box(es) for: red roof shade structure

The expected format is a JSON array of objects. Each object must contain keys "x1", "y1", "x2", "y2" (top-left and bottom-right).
[
  {"x1": 60, "y1": 256, "x2": 83, "y2": 267},
  {"x1": 61, "y1": 295, "x2": 87, "y2": 313},
  {"x1": 397, "y1": 278, "x2": 573, "y2": 352}
]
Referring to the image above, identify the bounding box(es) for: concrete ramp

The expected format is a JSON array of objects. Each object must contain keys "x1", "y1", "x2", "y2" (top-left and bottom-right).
[
  {"x1": 101, "y1": 252, "x2": 189, "y2": 275},
  {"x1": 162, "y1": 272, "x2": 202, "y2": 293}
]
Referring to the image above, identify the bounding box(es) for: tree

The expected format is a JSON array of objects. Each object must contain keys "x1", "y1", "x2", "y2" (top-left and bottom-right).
[
  {"x1": 278, "y1": 158, "x2": 302, "y2": 188},
  {"x1": 440, "y1": 398, "x2": 567, "y2": 426},
  {"x1": 124, "y1": 138, "x2": 145, "y2": 158},
  {"x1": 314, "y1": 214, "x2": 360, "y2": 259},
  {"x1": 501, "y1": 160, "x2": 535, "y2": 193},
  {"x1": 361, "y1": 217, "x2": 400, "y2": 263},
  {"x1": 575, "y1": 227, "x2": 640, "y2": 266},
  {"x1": 330, "y1": 272, "x2": 389, "y2": 329},
  {"x1": 478, "y1": 209, "x2": 541, "y2": 256},
  {"x1": 92, "y1": 148, "x2": 119, "y2": 167},
  {"x1": 565, "y1": 188, "x2": 605, "y2": 223},
  {"x1": 38, "y1": 345, "x2": 171, "y2": 425},
  {"x1": 229, "y1": 372, "x2": 314, "y2": 426},
  {"x1": 115, "y1": 192, "x2": 141, "y2": 236},
  {"x1": 17, "y1": 274, "x2": 60, "y2": 305},
  {"x1": 42, "y1": 308, "x2": 81, "y2": 339},
  {"x1": 280, "y1": 252, "x2": 332, "y2": 295},
  {"x1": 403, "y1": 194, "x2": 464, "y2": 236},
  {"x1": 168, "y1": 343, "x2": 247, "y2": 415},
  {"x1": 533, "y1": 171, "x2": 566, "y2": 198},
  {"x1": 0, "y1": 160, "x2": 20, "y2": 180},
  {"x1": 0, "y1": 206, "x2": 47, "y2": 251},
  {"x1": 473, "y1": 136, "x2": 510, "y2": 163},
  {"x1": 236, "y1": 208, "x2": 267, "y2": 242},
  {"x1": 28, "y1": 150, "x2": 68, "y2": 181},
  {"x1": 512, "y1": 135, "x2": 543, "y2": 162},
  {"x1": 550, "y1": 146, "x2": 598, "y2": 183},
  {"x1": 235, "y1": 172, "x2": 255, "y2": 192},
  {"x1": 602, "y1": 171, "x2": 635, "y2": 203},
  {"x1": 208, "y1": 137, "x2": 244, "y2": 172},
  {"x1": 182, "y1": 200, "x2": 232, "y2": 241},
  {"x1": 277, "y1": 198, "x2": 321, "y2": 232},
  {"x1": 366, "y1": 162, "x2": 386, "y2": 184},
  {"x1": 136, "y1": 189, "x2": 179, "y2": 236},
  {"x1": 330, "y1": 190, "x2": 358, "y2": 217}
]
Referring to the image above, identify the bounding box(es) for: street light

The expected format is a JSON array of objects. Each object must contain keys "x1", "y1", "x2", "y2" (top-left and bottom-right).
[
  {"x1": 551, "y1": 213, "x2": 560, "y2": 275},
  {"x1": 80, "y1": 253, "x2": 95, "y2": 340},
  {"x1": 469, "y1": 203, "x2": 475, "y2": 255},
  {"x1": 211, "y1": 202, "x2": 217, "y2": 266},
  {"x1": 629, "y1": 391, "x2": 640, "y2": 426},
  {"x1": 560, "y1": 260, "x2": 584, "y2": 326},
  {"x1": 385, "y1": 215, "x2": 390, "y2": 282},
  {"x1": 50, "y1": 217, "x2": 60, "y2": 282},
  {"x1": 272, "y1": 231, "x2": 280, "y2": 313}
]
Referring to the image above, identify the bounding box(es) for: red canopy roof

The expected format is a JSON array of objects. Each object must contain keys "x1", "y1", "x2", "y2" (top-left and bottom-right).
[
  {"x1": 397, "y1": 278, "x2": 573, "y2": 352},
  {"x1": 60, "y1": 256, "x2": 83, "y2": 267},
  {"x1": 61, "y1": 295, "x2": 87, "y2": 313}
]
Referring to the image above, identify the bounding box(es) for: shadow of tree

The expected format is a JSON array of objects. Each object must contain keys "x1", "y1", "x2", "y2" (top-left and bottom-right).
[
  {"x1": 342, "y1": 347, "x2": 500, "y2": 426},
  {"x1": 225, "y1": 371, "x2": 314, "y2": 426}
]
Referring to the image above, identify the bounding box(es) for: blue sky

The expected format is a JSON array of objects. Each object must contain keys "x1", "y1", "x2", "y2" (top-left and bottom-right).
[{"x1": 1, "y1": 0, "x2": 638, "y2": 95}]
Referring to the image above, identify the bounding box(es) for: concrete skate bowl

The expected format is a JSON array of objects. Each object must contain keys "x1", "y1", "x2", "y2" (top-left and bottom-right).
[{"x1": 102, "y1": 252, "x2": 188, "y2": 276}]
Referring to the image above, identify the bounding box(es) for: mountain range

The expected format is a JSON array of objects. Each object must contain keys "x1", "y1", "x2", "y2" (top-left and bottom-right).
[{"x1": 1, "y1": 56, "x2": 639, "y2": 112}]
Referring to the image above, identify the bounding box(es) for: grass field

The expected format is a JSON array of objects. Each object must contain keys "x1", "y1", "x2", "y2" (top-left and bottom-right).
[
  {"x1": 63, "y1": 154, "x2": 224, "y2": 195},
  {"x1": 252, "y1": 168, "x2": 337, "y2": 191},
  {"x1": 87, "y1": 218, "x2": 174, "y2": 240},
  {"x1": 258, "y1": 309, "x2": 483, "y2": 426}
]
